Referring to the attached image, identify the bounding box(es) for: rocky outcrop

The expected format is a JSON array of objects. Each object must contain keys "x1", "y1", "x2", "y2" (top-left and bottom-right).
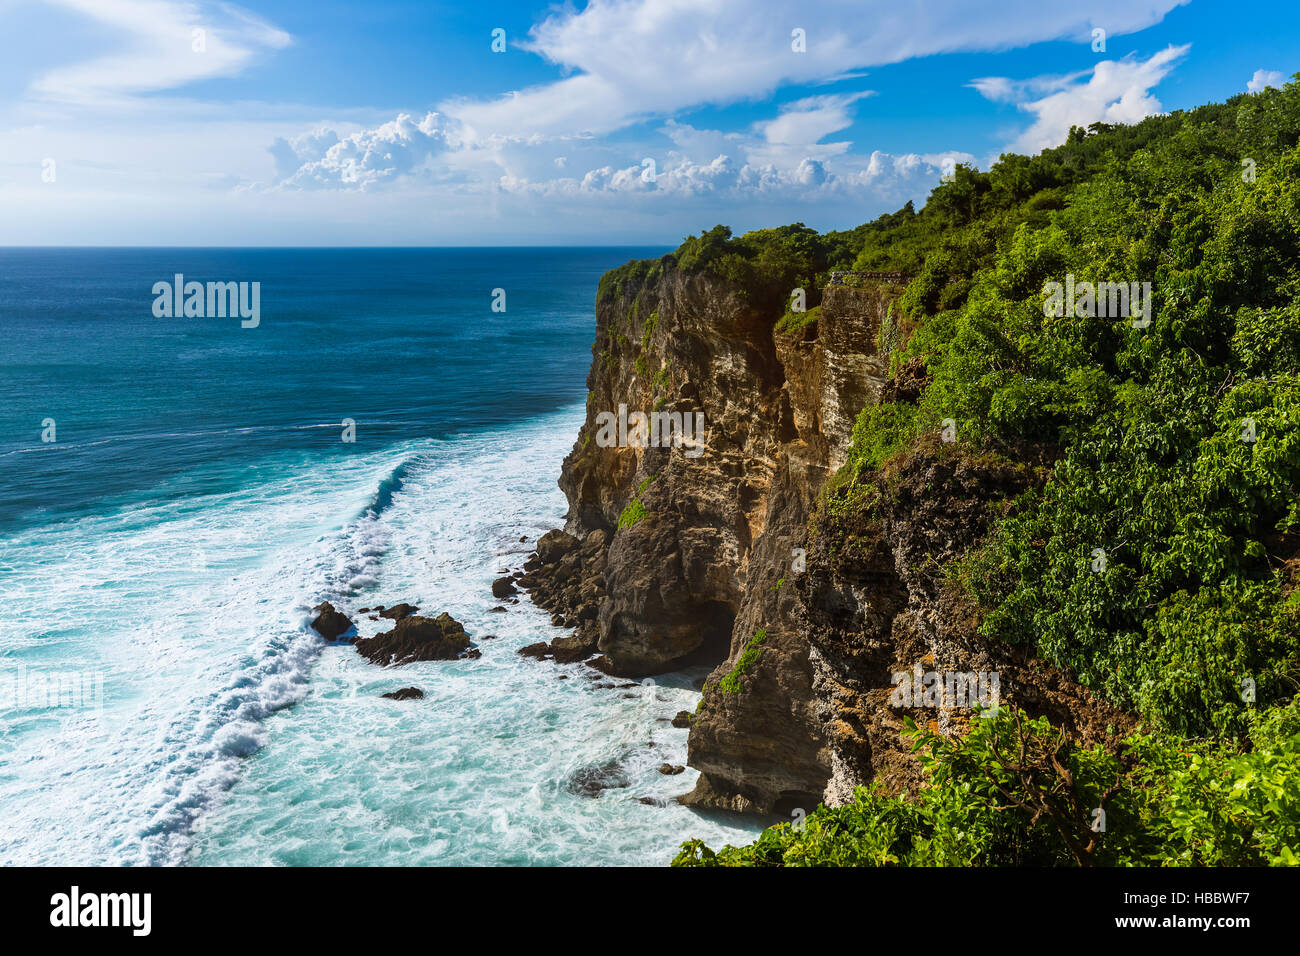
[
  {"x1": 310, "y1": 601, "x2": 355, "y2": 641},
  {"x1": 532, "y1": 255, "x2": 1138, "y2": 817},
  {"x1": 382, "y1": 687, "x2": 425, "y2": 701},
  {"x1": 354, "y1": 612, "x2": 477, "y2": 665},
  {"x1": 513, "y1": 528, "x2": 607, "y2": 663},
  {"x1": 797, "y1": 435, "x2": 1136, "y2": 804},
  {"x1": 533, "y1": 263, "x2": 904, "y2": 812},
  {"x1": 681, "y1": 283, "x2": 899, "y2": 813}
]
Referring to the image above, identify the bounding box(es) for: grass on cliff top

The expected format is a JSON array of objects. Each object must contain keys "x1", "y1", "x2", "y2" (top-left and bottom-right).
[{"x1": 775, "y1": 304, "x2": 820, "y2": 335}]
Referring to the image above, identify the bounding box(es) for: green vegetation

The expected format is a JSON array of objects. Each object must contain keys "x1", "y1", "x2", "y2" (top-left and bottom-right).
[
  {"x1": 641, "y1": 309, "x2": 659, "y2": 350},
  {"x1": 676, "y1": 77, "x2": 1300, "y2": 866},
  {"x1": 675, "y1": 703, "x2": 1300, "y2": 866},
  {"x1": 617, "y1": 498, "x2": 648, "y2": 531},
  {"x1": 652, "y1": 360, "x2": 671, "y2": 392},
  {"x1": 776, "y1": 304, "x2": 820, "y2": 335},
  {"x1": 617, "y1": 475, "x2": 657, "y2": 531},
  {"x1": 717, "y1": 629, "x2": 768, "y2": 695}
]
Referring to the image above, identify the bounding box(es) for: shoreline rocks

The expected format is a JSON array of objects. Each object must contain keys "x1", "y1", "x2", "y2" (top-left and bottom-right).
[
  {"x1": 310, "y1": 601, "x2": 355, "y2": 642},
  {"x1": 355, "y1": 612, "x2": 477, "y2": 666},
  {"x1": 505, "y1": 528, "x2": 608, "y2": 664},
  {"x1": 381, "y1": 687, "x2": 425, "y2": 701}
]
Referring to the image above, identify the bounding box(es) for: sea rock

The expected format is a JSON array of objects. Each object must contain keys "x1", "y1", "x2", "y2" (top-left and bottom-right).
[
  {"x1": 382, "y1": 687, "x2": 424, "y2": 701},
  {"x1": 354, "y1": 612, "x2": 473, "y2": 666},
  {"x1": 550, "y1": 632, "x2": 598, "y2": 664},
  {"x1": 517, "y1": 642, "x2": 551, "y2": 659},
  {"x1": 536, "y1": 529, "x2": 579, "y2": 564},
  {"x1": 670, "y1": 711, "x2": 692, "y2": 729},
  {"x1": 565, "y1": 760, "x2": 630, "y2": 797},
  {"x1": 379, "y1": 603, "x2": 419, "y2": 621},
  {"x1": 658, "y1": 763, "x2": 686, "y2": 775},
  {"x1": 310, "y1": 602, "x2": 355, "y2": 641},
  {"x1": 491, "y1": 576, "x2": 517, "y2": 598}
]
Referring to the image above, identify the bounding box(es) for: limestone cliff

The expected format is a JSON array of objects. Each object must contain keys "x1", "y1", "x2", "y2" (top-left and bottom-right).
[
  {"x1": 526, "y1": 258, "x2": 1128, "y2": 816},
  {"x1": 530, "y1": 260, "x2": 902, "y2": 812}
]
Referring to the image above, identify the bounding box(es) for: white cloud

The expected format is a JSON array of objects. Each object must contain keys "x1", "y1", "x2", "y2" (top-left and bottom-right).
[
  {"x1": 0, "y1": 0, "x2": 1198, "y2": 243},
  {"x1": 758, "y1": 92, "x2": 875, "y2": 145},
  {"x1": 30, "y1": 0, "x2": 290, "y2": 104},
  {"x1": 272, "y1": 113, "x2": 464, "y2": 189},
  {"x1": 1247, "y1": 69, "x2": 1286, "y2": 93},
  {"x1": 975, "y1": 45, "x2": 1190, "y2": 154},
  {"x1": 443, "y1": 0, "x2": 1189, "y2": 143}
]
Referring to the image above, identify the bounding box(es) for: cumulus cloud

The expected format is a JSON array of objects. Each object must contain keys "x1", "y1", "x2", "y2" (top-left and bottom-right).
[
  {"x1": 30, "y1": 0, "x2": 290, "y2": 104},
  {"x1": 1247, "y1": 69, "x2": 1286, "y2": 93},
  {"x1": 974, "y1": 45, "x2": 1190, "y2": 154},
  {"x1": 492, "y1": 143, "x2": 973, "y2": 216},
  {"x1": 271, "y1": 113, "x2": 464, "y2": 189}
]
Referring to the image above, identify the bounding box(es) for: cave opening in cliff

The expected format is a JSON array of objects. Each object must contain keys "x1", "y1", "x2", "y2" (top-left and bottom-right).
[{"x1": 671, "y1": 600, "x2": 735, "y2": 670}]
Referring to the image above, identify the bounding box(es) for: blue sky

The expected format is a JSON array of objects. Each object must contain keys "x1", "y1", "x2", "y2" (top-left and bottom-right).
[{"x1": 0, "y1": 0, "x2": 1294, "y2": 245}]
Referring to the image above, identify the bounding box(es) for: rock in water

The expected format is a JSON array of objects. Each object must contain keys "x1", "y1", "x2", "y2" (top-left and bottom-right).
[
  {"x1": 354, "y1": 612, "x2": 473, "y2": 665},
  {"x1": 381, "y1": 687, "x2": 424, "y2": 701},
  {"x1": 311, "y1": 601, "x2": 355, "y2": 641},
  {"x1": 565, "y1": 760, "x2": 630, "y2": 797},
  {"x1": 378, "y1": 603, "x2": 419, "y2": 620},
  {"x1": 491, "y1": 576, "x2": 517, "y2": 598}
]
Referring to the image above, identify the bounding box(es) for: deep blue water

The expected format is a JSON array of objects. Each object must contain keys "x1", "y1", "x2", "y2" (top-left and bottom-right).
[{"x1": 0, "y1": 248, "x2": 645, "y2": 532}]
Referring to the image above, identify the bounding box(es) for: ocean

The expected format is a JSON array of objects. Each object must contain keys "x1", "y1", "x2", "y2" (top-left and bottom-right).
[{"x1": 0, "y1": 248, "x2": 763, "y2": 865}]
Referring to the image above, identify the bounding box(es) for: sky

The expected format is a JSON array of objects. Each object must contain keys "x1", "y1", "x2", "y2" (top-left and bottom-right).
[{"x1": 0, "y1": 0, "x2": 1295, "y2": 246}]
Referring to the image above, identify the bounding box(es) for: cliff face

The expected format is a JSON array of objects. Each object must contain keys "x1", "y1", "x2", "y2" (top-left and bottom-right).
[
  {"x1": 537, "y1": 261, "x2": 1129, "y2": 815},
  {"x1": 550, "y1": 265, "x2": 898, "y2": 812}
]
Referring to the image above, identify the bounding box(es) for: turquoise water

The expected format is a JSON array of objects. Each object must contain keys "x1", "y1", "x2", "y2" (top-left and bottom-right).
[{"x1": 0, "y1": 249, "x2": 763, "y2": 865}]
